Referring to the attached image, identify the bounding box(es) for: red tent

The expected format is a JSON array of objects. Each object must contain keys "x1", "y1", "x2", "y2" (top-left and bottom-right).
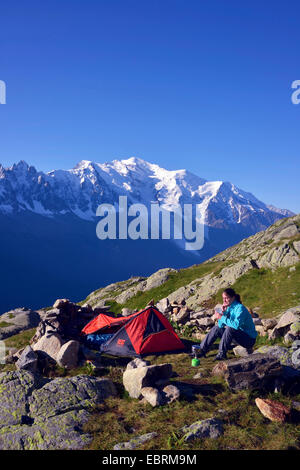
[{"x1": 81, "y1": 306, "x2": 186, "y2": 357}]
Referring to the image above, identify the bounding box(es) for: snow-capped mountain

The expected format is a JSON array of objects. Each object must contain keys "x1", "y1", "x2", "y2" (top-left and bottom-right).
[
  {"x1": 0, "y1": 156, "x2": 295, "y2": 313},
  {"x1": 0, "y1": 157, "x2": 294, "y2": 228}
]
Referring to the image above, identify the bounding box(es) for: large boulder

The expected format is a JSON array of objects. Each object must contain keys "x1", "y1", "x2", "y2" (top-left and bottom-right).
[
  {"x1": 253, "y1": 345, "x2": 295, "y2": 367},
  {"x1": 56, "y1": 340, "x2": 80, "y2": 369},
  {"x1": 0, "y1": 308, "x2": 41, "y2": 340},
  {"x1": 28, "y1": 375, "x2": 117, "y2": 419},
  {"x1": 123, "y1": 363, "x2": 173, "y2": 399},
  {"x1": 0, "y1": 371, "x2": 117, "y2": 450},
  {"x1": 32, "y1": 333, "x2": 65, "y2": 362},
  {"x1": 212, "y1": 353, "x2": 282, "y2": 391},
  {"x1": 0, "y1": 370, "x2": 42, "y2": 426}
]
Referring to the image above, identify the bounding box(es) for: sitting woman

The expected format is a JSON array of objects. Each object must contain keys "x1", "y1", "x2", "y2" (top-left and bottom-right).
[{"x1": 198, "y1": 288, "x2": 257, "y2": 361}]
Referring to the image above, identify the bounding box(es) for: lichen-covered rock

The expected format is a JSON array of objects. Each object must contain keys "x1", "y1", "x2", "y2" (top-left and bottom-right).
[
  {"x1": 29, "y1": 375, "x2": 117, "y2": 419},
  {"x1": 212, "y1": 353, "x2": 282, "y2": 391},
  {"x1": 112, "y1": 269, "x2": 174, "y2": 306},
  {"x1": 254, "y1": 345, "x2": 294, "y2": 367},
  {"x1": 290, "y1": 322, "x2": 300, "y2": 336},
  {"x1": 180, "y1": 418, "x2": 223, "y2": 441},
  {"x1": 0, "y1": 371, "x2": 117, "y2": 450},
  {"x1": 0, "y1": 370, "x2": 43, "y2": 427},
  {"x1": 0, "y1": 409, "x2": 92, "y2": 450},
  {"x1": 113, "y1": 432, "x2": 158, "y2": 450}
]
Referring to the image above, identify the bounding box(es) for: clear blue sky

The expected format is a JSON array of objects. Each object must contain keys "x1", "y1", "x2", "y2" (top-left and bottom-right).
[{"x1": 0, "y1": 0, "x2": 300, "y2": 212}]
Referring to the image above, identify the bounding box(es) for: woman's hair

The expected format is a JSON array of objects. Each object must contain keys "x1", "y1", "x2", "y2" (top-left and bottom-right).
[{"x1": 223, "y1": 288, "x2": 241, "y2": 304}]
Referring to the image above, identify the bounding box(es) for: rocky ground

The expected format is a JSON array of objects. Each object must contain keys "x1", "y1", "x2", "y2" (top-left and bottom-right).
[{"x1": 0, "y1": 213, "x2": 300, "y2": 450}]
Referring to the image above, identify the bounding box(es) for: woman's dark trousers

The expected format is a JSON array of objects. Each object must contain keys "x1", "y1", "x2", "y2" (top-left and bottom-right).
[{"x1": 200, "y1": 325, "x2": 256, "y2": 356}]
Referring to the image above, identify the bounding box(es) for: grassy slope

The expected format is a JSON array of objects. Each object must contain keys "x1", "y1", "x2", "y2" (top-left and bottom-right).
[{"x1": 88, "y1": 260, "x2": 300, "y2": 318}]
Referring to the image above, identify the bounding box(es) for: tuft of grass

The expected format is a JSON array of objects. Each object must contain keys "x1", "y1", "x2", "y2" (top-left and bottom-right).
[{"x1": 3, "y1": 328, "x2": 36, "y2": 349}]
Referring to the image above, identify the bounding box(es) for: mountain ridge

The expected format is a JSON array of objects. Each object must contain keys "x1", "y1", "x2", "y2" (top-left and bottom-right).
[{"x1": 0, "y1": 157, "x2": 294, "y2": 226}]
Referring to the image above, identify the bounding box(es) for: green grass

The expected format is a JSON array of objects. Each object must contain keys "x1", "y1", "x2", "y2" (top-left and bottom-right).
[
  {"x1": 206, "y1": 262, "x2": 300, "y2": 317},
  {"x1": 3, "y1": 328, "x2": 36, "y2": 350},
  {"x1": 0, "y1": 321, "x2": 11, "y2": 328},
  {"x1": 99, "y1": 261, "x2": 225, "y2": 315},
  {"x1": 82, "y1": 342, "x2": 300, "y2": 451}
]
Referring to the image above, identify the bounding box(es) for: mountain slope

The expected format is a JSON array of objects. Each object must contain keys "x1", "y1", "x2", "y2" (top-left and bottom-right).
[
  {"x1": 0, "y1": 157, "x2": 295, "y2": 313},
  {"x1": 0, "y1": 157, "x2": 294, "y2": 225},
  {"x1": 81, "y1": 214, "x2": 300, "y2": 318}
]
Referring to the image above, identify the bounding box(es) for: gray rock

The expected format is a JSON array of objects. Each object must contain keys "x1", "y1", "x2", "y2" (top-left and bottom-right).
[
  {"x1": 0, "y1": 309, "x2": 41, "y2": 340},
  {"x1": 0, "y1": 371, "x2": 117, "y2": 450},
  {"x1": 291, "y1": 349, "x2": 300, "y2": 369},
  {"x1": 212, "y1": 353, "x2": 283, "y2": 391},
  {"x1": 269, "y1": 308, "x2": 300, "y2": 339},
  {"x1": 0, "y1": 370, "x2": 43, "y2": 426},
  {"x1": 181, "y1": 418, "x2": 223, "y2": 441},
  {"x1": 161, "y1": 384, "x2": 180, "y2": 404},
  {"x1": 15, "y1": 346, "x2": 38, "y2": 373},
  {"x1": 173, "y1": 306, "x2": 190, "y2": 323},
  {"x1": 121, "y1": 308, "x2": 134, "y2": 317},
  {"x1": 32, "y1": 333, "x2": 64, "y2": 362},
  {"x1": 290, "y1": 321, "x2": 300, "y2": 336},
  {"x1": 0, "y1": 409, "x2": 92, "y2": 450},
  {"x1": 190, "y1": 310, "x2": 211, "y2": 319},
  {"x1": 293, "y1": 240, "x2": 300, "y2": 254},
  {"x1": 29, "y1": 375, "x2": 117, "y2": 419},
  {"x1": 145, "y1": 268, "x2": 176, "y2": 291},
  {"x1": 56, "y1": 340, "x2": 80, "y2": 369},
  {"x1": 233, "y1": 345, "x2": 253, "y2": 357},
  {"x1": 284, "y1": 332, "x2": 296, "y2": 345},
  {"x1": 141, "y1": 387, "x2": 164, "y2": 407},
  {"x1": 273, "y1": 224, "x2": 299, "y2": 241},
  {"x1": 123, "y1": 363, "x2": 173, "y2": 399},
  {"x1": 156, "y1": 298, "x2": 170, "y2": 314},
  {"x1": 126, "y1": 358, "x2": 150, "y2": 370},
  {"x1": 197, "y1": 317, "x2": 215, "y2": 328},
  {"x1": 292, "y1": 340, "x2": 300, "y2": 350},
  {"x1": 292, "y1": 401, "x2": 300, "y2": 412},
  {"x1": 113, "y1": 432, "x2": 158, "y2": 450},
  {"x1": 253, "y1": 345, "x2": 294, "y2": 367},
  {"x1": 261, "y1": 318, "x2": 277, "y2": 330}
]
